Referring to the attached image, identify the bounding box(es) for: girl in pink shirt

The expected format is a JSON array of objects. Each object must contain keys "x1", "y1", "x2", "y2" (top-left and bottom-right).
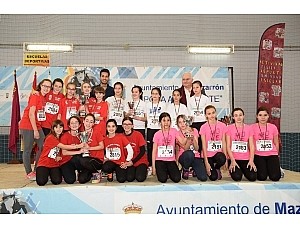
[
  {"x1": 251, "y1": 106, "x2": 281, "y2": 181},
  {"x1": 176, "y1": 115, "x2": 207, "y2": 181},
  {"x1": 199, "y1": 105, "x2": 227, "y2": 181},
  {"x1": 226, "y1": 108, "x2": 257, "y2": 181},
  {"x1": 152, "y1": 112, "x2": 182, "y2": 183}
]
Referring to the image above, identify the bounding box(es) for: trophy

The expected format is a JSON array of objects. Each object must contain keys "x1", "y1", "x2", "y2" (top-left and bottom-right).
[
  {"x1": 79, "y1": 95, "x2": 87, "y2": 117},
  {"x1": 79, "y1": 131, "x2": 90, "y2": 157},
  {"x1": 184, "y1": 115, "x2": 193, "y2": 127},
  {"x1": 128, "y1": 101, "x2": 135, "y2": 117}
]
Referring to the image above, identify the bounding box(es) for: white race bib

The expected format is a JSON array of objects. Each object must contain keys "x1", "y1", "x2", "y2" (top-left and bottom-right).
[
  {"x1": 45, "y1": 102, "x2": 59, "y2": 114},
  {"x1": 192, "y1": 109, "x2": 204, "y2": 117},
  {"x1": 207, "y1": 140, "x2": 222, "y2": 151},
  {"x1": 66, "y1": 107, "x2": 77, "y2": 120},
  {"x1": 231, "y1": 141, "x2": 248, "y2": 153},
  {"x1": 37, "y1": 109, "x2": 46, "y2": 121},
  {"x1": 48, "y1": 147, "x2": 60, "y2": 159},
  {"x1": 106, "y1": 147, "x2": 121, "y2": 160},
  {"x1": 94, "y1": 113, "x2": 100, "y2": 124},
  {"x1": 112, "y1": 111, "x2": 123, "y2": 118},
  {"x1": 157, "y1": 145, "x2": 174, "y2": 158},
  {"x1": 256, "y1": 140, "x2": 273, "y2": 151}
]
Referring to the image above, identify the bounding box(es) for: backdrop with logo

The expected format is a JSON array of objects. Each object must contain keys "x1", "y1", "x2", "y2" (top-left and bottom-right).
[{"x1": 0, "y1": 66, "x2": 231, "y2": 126}]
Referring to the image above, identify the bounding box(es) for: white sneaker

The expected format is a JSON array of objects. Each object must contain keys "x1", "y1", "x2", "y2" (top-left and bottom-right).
[
  {"x1": 91, "y1": 172, "x2": 101, "y2": 184},
  {"x1": 147, "y1": 166, "x2": 152, "y2": 176}
]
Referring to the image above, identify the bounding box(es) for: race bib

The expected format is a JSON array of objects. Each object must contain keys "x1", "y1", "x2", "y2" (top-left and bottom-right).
[
  {"x1": 106, "y1": 147, "x2": 121, "y2": 160},
  {"x1": 66, "y1": 107, "x2": 77, "y2": 120},
  {"x1": 231, "y1": 141, "x2": 248, "y2": 153},
  {"x1": 192, "y1": 109, "x2": 204, "y2": 117},
  {"x1": 94, "y1": 113, "x2": 100, "y2": 124},
  {"x1": 256, "y1": 140, "x2": 273, "y2": 151},
  {"x1": 157, "y1": 145, "x2": 174, "y2": 158},
  {"x1": 112, "y1": 111, "x2": 123, "y2": 118},
  {"x1": 207, "y1": 140, "x2": 222, "y2": 151},
  {"x1": 45, "y1": 102, "x2": 59, "y2": 114},
  {"x1": 48, "y1": 147, "x2": 60, "y2": 159},
  {"x1": 37, "y1": 109, "x2": 46, "y2": 121}
]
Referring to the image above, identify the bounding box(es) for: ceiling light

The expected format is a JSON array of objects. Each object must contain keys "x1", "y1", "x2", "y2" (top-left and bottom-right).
[
  {"x1": 187, "y1": 44, "x2": 234, "y2": 54},
  {"x1": 23, "y1": 43, "x2": 73, "y2": 52}
]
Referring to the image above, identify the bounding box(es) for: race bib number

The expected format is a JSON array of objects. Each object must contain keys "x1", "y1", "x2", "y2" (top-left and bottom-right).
[
  {"x1": 45, "y1": 102, "x2": 59, "y2": 114},
  {"x1": 94, "y1": 113, "x2": 100, "y2": 124},
  {"x1": 66, "y1": 107, "x2": 77, "y2": 120},
  {"x1": 208, "y1": 140, "x2": 222, "y2": 151},
  {"x1": 256, "y1": 140, "x2": 273, "y2": 151},
  {"x1": 106, "y1": 147, "x2": 121, "y2": 160},
  {"x1": 37, "y1": 109, "x2": 46, "y2": 121},
  {"x1": 112, "y1": 111, "x2": 123, "y2": 118},
  {"x1": 231, "y1": 141, "x2": 248, "y2": 153},
  {"x1": 192, "y1": 109, "x2": 204, "y2": 117},
  {"x1": 48, "y1": 147, "x2": 60, "y2": 159},
  {"x1": 157, "y1": 145, "x2": 174, "y2": 158}
]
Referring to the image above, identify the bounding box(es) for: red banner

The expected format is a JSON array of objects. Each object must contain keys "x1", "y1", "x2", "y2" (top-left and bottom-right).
[
  {"x1": 8, "y1": 70, "x2": 21, "y2": 154},
  {"x1": 257, "y1": 23, "x2": 285, "y2": 133}
]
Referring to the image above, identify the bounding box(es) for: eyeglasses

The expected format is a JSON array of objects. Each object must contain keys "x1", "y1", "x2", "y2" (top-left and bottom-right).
[
  {"x1": 41, "y1": 85, "x2": 52, "y2": 89},
  {"x1": 122, "y1": 123, "x2": 133, "y2": 126},
  {"x1": 67, "y1": 88, "x2": 76, "y2": 91}
]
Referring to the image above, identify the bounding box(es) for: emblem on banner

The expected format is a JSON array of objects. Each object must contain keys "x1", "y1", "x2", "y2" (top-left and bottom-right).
[
  {"x1": 271, "y1": 107, "x2": 281, "y2": 118},
  {"x1": 273, "y1": 47, "x2": 283, "y2": 58},
  {"x1": 271, "y1": 85, "x2": 281, "y2": 96},
  {"x1": 258, "y1": 92, "x2": 269, "y2": 103},
  {"x1": 262, "y1": 39, "x2": 272, "y2": 50},
  {"x1": 275, "y1": 28, "x2": 285, "y2": 38}
]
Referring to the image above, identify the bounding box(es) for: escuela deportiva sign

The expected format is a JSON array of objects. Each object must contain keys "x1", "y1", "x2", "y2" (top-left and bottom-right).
[{"x1": 23, "y1": 53, "x2": 50, "y2": 66}]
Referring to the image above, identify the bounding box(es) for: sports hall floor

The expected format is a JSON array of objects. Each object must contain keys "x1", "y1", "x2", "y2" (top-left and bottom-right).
[{"x1": 0, "y1": 164, "x2": 299, "y2": 189}]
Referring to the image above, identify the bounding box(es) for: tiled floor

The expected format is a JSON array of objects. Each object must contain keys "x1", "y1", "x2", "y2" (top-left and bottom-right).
[{"x1": 0, "y1": 164, "x2": 299, "y2": 189}]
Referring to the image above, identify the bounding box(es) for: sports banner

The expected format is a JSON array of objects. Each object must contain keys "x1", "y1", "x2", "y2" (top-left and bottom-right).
[
  {"x1": 257, "y1": 23, "x2": 285, "y2": 132},
  {"x1": 0, "y1": 66, "x2": 231, "y2": 126}
]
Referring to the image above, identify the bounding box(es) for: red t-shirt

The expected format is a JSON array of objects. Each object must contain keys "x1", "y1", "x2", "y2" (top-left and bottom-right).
[
  {"x1": 37, "y1": 134, "x2": 61, "y2": 168},
  {"x1": 41, "y1": 91, "x2": 65, "y2": 129},
  {"x1": 19, "y1": 93, "x2": 46, "y2": 130},
  {"x1": 58, "y1": 97, "x2": 81, "y2": 130},
  {"x1": 59, "y1": 131, "x2": 81, "y2": 165},
  {"x1": 85, "y1": 129, "x2": 105, "y2": 161},
  {"x1": 103, "y1": 134, "x2": 130, "y2": 165},
  {"x1": 124, "y1": 130, "x2": 148, "y2": 167},
  {"x1": 88, "y1": 100, "x2": 108, "y2": 137}
]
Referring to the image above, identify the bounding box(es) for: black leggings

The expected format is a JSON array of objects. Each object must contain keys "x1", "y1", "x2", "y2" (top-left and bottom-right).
[
  {"x1": 228, "y1": 160, "x2": 257, "y2": 182},
  {"x1": 155, "y1": 160, "x2": 181, "y2": 183},
  {"x1": 36, "y1": 166, "x2": 62, "y2": 186},
  {"x1": 254, "y1": 155, "x2": 281, "y2": 181},
  {"x1": 207, "y1": 152, "x2": 226, "y2": 181}
]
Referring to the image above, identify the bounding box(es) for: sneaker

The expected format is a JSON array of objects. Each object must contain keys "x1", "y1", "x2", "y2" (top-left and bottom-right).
[
  {"x1": 26, "y1": 171, "x2": 36, "y2": 181},
  {"x1": 91, "y1": 172, "x2": 101, "y2": 184},
  {"x1": 216, "y1": 169, "x2": 222, "y2": 180},
  {"x1": 107, "y1": 173, "x2": 113, "y2": 182},
  {"x1": 182, "y1": 169, "x2": 189, "y2": 180},
  {"x1": 280, "y1": 167, "x2": 285, "y2": 178},
  {"x1": 147, "y1": 166, "x2": 153, "y2": 176}
]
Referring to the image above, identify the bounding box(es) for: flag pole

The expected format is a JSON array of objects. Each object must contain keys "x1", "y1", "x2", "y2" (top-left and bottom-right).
[{"x1": 7, "y1": 69, "x2": 22, "y2": 164}]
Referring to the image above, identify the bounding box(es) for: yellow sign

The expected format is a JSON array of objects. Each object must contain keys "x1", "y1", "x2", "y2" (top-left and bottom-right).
[{"x1": 23, "y1": 53, "x2": 50, "y2": 66}]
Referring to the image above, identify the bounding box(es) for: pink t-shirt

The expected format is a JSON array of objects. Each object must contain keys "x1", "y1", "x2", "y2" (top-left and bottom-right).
[
  {"x1": 177, "y1": 128, "x2": 200, "y2": 158},
  {"x1": 251, "y1": 123, "x2": 279, "y2": 156},
  {"x1": 153, "y1": 128, "x2": 178, "y2": 161},
  {"x1": 199, "y1": 121, "x2": 227, "y2": 157},
  {"x1": 226, "y1": 124, "x2": 253, "y2": 160}
]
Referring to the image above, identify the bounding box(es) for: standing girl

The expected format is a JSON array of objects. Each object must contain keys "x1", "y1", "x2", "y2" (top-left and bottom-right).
[
  {"x1": 87, "y1": 86, "x2": 108, "y2": 138},
  {"x1": 145, "y1": 87, "x2": 167, "y2": 173},
  {"x1": 36, "y1": 120, "x2": 83, "y2": 186},
  {"x1": 122, "y1": 117, "x2": 148, "y2": 182},
  {"x1": 106, "y1": 82, "x2": 126, "y2": 133},
  {"x1": 125, "y1": 85, "x2": 147, "y2": 137},
  {"x1": 57, "y1": 82, "x2": 81, "y2": 131},
  {"x1": 19, "y1": 79, "x2": 52, "y2": 180},
  {"x1": 251, "y1": 106, "x2": 281, "y2": 181},
  {"x1": 41, "y1": 78, "x2": 65, "y2": 137},
  {"x1": 152, "y1": 112, "x2": 182, "y2": 183},
  {"x1": 188, "y1": 80, "x2": 210, "y2": 152},
  {"x1": 226, "y1": 108, "x2": 257, "y2": 182},
  {"x1": 199, "y1": 105, "x2": 227, "y2": 181},
  {"x1": 176, "y1": 115, "x2": 207, "y2": 181},
  {"x1": 103, "y1": 119, "x2": 134, "y2": 183},
  {"x1": 166, "y1": 89, "x2": 189, "y2": 129}
]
